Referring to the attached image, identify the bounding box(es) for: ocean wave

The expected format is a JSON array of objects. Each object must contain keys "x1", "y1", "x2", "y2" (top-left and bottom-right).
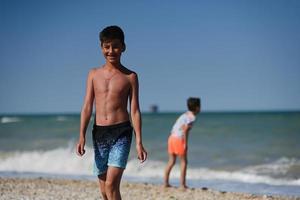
[
  {"x1": 0, "y1": 146, "x2": 299, "y2": 187},
  {"x1": 0, "y1": 145, "x2": 94, "y2": 175},
  {"x1": 0, "y1": 117, "x2": 21, "y2": 124},
  {"x1": 241, "y1": 157, "x2": 300, "y2": 176},
  {"x1": 125, "y1": 159, "x2": 300, "y2": 186}
]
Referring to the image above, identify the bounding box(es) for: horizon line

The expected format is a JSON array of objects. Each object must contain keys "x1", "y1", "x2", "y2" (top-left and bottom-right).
[{"x1": 1, "y1": 109, "x2": 300, "y2": 116}]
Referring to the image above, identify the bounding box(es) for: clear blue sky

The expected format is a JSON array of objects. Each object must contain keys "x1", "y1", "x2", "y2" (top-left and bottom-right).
[{"x1": 1, "y1": 0, "x2": 300, "y2": 113}]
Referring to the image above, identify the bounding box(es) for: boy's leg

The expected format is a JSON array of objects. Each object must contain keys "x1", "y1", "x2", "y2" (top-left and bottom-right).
[
  {"x1": 105, "y1": 166, "x2": 124, "y2": 200},
  {"x1": 102, "y1": 123, "x2": 131, "y2": 199},
  {"x1": 164, "y1": 153, "x2": 176, "y2": 187},
  {"x1": 179, "y1": 154, "x2": 188, "y2": 188},
  {"x1": 98, "y1": 173, "x2": 108, "y2": 200}
]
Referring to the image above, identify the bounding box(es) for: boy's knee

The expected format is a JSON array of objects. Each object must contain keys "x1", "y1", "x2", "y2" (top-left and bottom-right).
[
  {"x1": 180, "y1": 157, "x2": 187, "y2": 164},
  {"x1": 169, "y1": 159, "x2": 175, "y2": 165},
  {"x1": 105, "y1": 180, "x2": 118, "y2": 191}
]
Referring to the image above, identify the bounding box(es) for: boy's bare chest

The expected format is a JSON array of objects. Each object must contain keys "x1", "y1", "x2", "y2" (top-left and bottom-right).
[{"x1": 93, "y1": 75, "x2": 130, "y2": 94}]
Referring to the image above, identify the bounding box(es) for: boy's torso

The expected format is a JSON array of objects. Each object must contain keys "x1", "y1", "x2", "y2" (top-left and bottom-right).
[
  {"x1": 92, "y1": 66, "x2": 133, "y2": 126},
  {"x1": 171, "y1": 111, "x2": 196, "y2": 138}
]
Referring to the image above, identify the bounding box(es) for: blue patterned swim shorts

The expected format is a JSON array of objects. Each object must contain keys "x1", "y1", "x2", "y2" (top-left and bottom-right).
[{"x1": 92, "y1": 121, "x2": 132, "y2": 176}]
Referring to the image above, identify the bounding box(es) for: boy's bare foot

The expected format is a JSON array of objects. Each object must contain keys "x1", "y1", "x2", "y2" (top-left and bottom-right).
[
  {"x1": 180, "y1": 185, "x2": 189, "y2": 190},
  {"x1": 164, "y1": 183, "x2": 172, "y2": 188},
  {"x1": 201, "y1": 187, "x2": 208, "y2": 191}
]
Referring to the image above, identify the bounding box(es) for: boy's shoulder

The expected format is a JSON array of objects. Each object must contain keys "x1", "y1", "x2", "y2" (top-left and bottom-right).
[
  {"x1": 87, "y1": 66, "x2": 111, "y2": 76},
  {"x1": 119, "y1": 66, "x2": 140, "y2": 83},
  {"x1": 120, "y1": 65, "x2": 137, "y2": 76},
  {"x1": 86, "y1": 67, "x2": 98, "y2": 79},
  {"x1": 88, "y1": 67, "x2": 99, "y2": 74},
  {"x1": 181, "y1": 111, "x2": 196, "y2": 121}
]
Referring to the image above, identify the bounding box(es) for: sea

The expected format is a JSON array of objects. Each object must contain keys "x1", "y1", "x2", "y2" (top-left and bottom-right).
[{"x1": 0, "y1": 112, "x2": 300, "y2": 197}]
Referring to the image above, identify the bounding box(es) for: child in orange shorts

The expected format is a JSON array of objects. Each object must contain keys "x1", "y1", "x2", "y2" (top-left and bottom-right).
[{"x1": 164, "y1": 97, "x2": 201, "y2": 189}]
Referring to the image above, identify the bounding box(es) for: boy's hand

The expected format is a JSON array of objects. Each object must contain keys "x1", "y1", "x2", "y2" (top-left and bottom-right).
[
  {"x1": 76, "y1": 138, "x2": 86, "y2": 156},
  {"x1": 136, "y1": 144, "x2": 147, "y2": 163}
]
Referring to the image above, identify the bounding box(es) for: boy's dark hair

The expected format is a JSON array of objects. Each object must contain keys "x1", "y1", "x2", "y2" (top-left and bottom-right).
[
  {"x1": 187, "y1": 97, "x2": 201, "y2": 112},
  {"x1": 99, "y1": 25, "x2": 125, "y2": 47}
]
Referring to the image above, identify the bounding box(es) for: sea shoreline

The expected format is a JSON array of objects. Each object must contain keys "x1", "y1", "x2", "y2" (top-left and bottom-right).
[
  {"x1": 1, "y1": 177, "x2": 299, "y2": 200},
  {"x1": 1, "y1": 171, "x2": 300, "y2": 198}
]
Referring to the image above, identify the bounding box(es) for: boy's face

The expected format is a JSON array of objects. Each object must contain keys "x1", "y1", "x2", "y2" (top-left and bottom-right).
[
  {"x1": 195, "y1": 106, "x2": 201, "y2": 115},
  {"x1": 101, "y1": 39, "x2": 125, "y2": 64}
]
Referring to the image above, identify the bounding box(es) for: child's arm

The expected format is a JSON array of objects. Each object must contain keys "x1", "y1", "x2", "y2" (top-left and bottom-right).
[
  {"x1": 76, "y1": 69, "x2": 95, "y2": 156},
  {"x1": 129, "y1": 72, "x2": 147, "y2": 163},
  {"x1": 182, "y1": 124, "x2": 192, "y2": 151}
]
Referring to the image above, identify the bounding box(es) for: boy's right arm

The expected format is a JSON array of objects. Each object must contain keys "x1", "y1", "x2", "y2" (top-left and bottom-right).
[{"x1": 76, "y1": 69, "x2": 95, "y2": 156}]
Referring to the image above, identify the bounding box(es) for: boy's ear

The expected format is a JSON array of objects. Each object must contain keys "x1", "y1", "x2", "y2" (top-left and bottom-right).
[{"x1": 122, "y1": 44, "x2": 126, "y2": 52}]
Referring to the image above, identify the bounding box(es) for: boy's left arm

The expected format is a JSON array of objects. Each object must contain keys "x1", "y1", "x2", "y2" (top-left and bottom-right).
[
  {"x1": 182, "y1": 124, "x2": 192, "y2": 151},
  {"x1": 129, "y1": 73, "x2": 147, "y2": 163}
]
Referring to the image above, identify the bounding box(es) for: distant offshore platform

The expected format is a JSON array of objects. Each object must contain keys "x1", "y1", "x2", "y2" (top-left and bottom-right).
[{"x1": 149, "y1": 105, "x2": 159, "y2": 113}]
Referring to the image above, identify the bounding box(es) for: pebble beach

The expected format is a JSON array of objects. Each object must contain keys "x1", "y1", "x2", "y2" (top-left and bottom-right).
[{"x1": 1, "y1": 177, "x2": 299, "y2": 200}]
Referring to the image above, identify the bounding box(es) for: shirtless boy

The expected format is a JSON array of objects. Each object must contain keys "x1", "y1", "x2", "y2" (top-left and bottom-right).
[{"x1": 76, "y1": 25, "x2": 147, "y2": 200}]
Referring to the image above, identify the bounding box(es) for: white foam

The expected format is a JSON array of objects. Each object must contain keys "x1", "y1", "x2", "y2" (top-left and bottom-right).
[
  {"x1": 1, "y1": 117, "x2": 21, "y2": 124},
  {"x1": 124, "y1": 159, "x2": 300, "y2": 186},
  {"x1": 0, "y1": 145, "x2": 93, "y2": 175},
  {"x1": 0, "y1": 147, "x2": 299, "y2": 187},
  {"x1": 241, "y1": 157, "x2": 300, "y2": 176}
]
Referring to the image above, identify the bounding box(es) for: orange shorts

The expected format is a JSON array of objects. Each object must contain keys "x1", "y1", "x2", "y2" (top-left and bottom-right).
[{"x1": 168, "y1": 135, "x2": 186, "y2": 155}]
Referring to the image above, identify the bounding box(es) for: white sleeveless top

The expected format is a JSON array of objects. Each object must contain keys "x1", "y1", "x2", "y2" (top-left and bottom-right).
[{"x1": 171, "y1": 111, "x2": 196, "y2": 138}]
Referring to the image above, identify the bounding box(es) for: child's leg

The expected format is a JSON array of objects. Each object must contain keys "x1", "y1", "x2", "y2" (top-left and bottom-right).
[
  {"x1": 179, "y1": 154, "x2": 188, "y2": 188},
  {"x1": 105, "y1": 166, "x2": 124, "y2": 200},
  {"x1": 164, "y1": 153, "x2": 176, "y2": 187},
  {"x1": 98, "y1": 173, "x2": 108, "y2": 200}
]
